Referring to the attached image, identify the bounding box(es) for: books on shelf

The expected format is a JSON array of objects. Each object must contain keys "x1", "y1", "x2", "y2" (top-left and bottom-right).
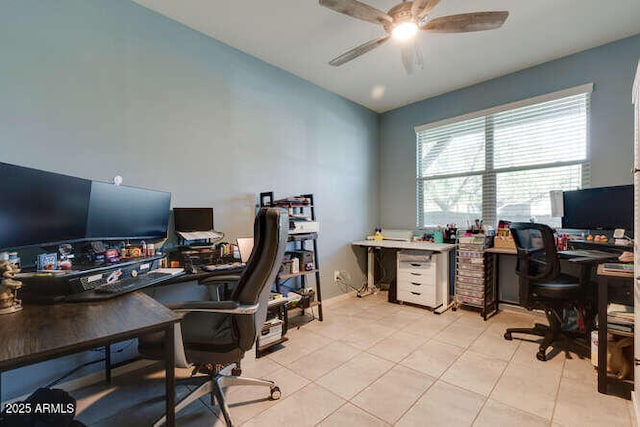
[
  {"x1": 607, "y1": 303, "x2": 634, "y2": 333},
  {"x1": 601, "y1": 263, "x2": 634, "y2": 274}
]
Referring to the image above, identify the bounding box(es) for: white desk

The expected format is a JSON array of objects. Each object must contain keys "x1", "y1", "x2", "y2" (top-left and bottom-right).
[{"x1": 352, "y1": 240, "x2": 456, "y2": 313}]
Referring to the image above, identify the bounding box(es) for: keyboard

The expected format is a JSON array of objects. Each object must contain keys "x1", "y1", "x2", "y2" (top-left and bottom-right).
[
  {"x1": 95, "y1": 271, "x2": 178, "y2": 294},
  {"x1": 202, "y1": 262, "x2": 244, "y2": 272},
  {"x1": 561, "y1": 249, "x2": 618, "y2": 258}
]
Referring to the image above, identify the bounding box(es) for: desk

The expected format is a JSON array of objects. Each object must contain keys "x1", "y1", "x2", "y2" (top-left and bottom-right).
[
  {"x1": 0, "y1": 292, "x2": 180, "y2": 426},
  {"x1": 485, "y1": 248, "x2": 618, "y2": 305},
  {"x1": 596, "y1": 266, "x2": 634, "y2": 395},
  {"x1": 485, "y1": 247, "x2": 518, "y2": 305},
  {"x1": 352, "y1": 240, "x2": 456, "y2": 313}
]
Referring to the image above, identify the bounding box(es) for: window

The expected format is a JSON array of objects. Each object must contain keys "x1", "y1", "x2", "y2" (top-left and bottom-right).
[{"x1": 416, "y1": 84, "x2": 591, "y2": 228}]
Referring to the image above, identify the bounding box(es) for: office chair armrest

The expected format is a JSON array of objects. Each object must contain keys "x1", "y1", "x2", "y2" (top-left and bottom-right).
[
  {"x1": 167, "y1": 301, "x2": 259, "y2": 315},
  {"x1": 519, "y1": 247, "x2": 545, "y2": 256},
  {"x1": 199, "y1": 275, "x2": 242, "y2": 285}
]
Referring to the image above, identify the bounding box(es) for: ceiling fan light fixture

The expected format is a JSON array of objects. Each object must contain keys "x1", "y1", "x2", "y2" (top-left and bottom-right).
[{"x1": 392, "y1": 22, "x2": 418, "y2": 41}]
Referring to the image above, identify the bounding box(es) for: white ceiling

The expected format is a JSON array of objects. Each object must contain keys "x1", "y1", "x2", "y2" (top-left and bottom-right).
[{"x1": 132, "y1": 0, "x2": 640, "y2": 113}]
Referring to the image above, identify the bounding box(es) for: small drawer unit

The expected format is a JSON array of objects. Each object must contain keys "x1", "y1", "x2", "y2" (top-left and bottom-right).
[
  {"x1": 455, "y1": 233, "x2": 497, "y2": 320},
  {"x1": 396, "y1": 250, "x2": 441, "y2": 308}
]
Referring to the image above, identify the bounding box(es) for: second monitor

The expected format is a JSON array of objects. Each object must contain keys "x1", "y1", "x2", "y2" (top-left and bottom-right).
[{"x1": 174, "y1": 208, "x2": 214, "y2": 232}]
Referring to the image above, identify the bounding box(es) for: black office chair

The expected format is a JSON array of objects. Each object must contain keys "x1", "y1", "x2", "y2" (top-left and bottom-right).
[
  {"x1": 503, "y1": 223, "x2": 584, "y2": 361},
  {"x1": 139, "y1": 208, "x2": 288, "y2": 426}
]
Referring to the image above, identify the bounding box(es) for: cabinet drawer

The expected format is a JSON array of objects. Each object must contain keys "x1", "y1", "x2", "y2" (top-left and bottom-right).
[
  {"x1": 397, "y1": 250, "x2": 433, "y2": 263},
  {"x1": 398, "y1": 271, "x2": 435, "y2": 287},
  {"x1": 398, "y1": 260, "x2": 435, "y2": 273},
  {"x1": 397, "y1": 288, "x2": 436, "y2": 307},
  {"x1": 397, "y1": 276, "x2": 435, "y2": 293}
]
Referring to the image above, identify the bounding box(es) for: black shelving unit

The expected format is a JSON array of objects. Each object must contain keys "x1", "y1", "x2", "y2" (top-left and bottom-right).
[
  {"x1": 254, "y1": 192, "x2": 324, "y2": 357},
  {"x1": 260, "y1": 192, "x2": 324, "y2": 322}
]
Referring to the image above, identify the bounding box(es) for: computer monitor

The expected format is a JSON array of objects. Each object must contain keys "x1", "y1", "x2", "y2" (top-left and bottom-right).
[
  {"x1": 0, "y1": 162, "x2": 91, "y2": 250},
  {"x1": 173, "y1": 208, "x2": 214, "y2": 232},
  {"x1": 562, "y1": 185, "x2": 633, "y2": 231},
  {"x1": 85, "y1": 181, "x2": 171, "y2": 240}
]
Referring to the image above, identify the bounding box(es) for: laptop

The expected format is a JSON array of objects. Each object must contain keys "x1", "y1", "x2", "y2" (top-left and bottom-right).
[{"x1": 236, "y1": 237, "x2": 254, "y2": 264}]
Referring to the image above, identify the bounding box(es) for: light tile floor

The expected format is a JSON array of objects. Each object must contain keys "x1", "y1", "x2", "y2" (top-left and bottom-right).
[{"x1": 73, "y1": 292, "x2": 635, "y2": 426}]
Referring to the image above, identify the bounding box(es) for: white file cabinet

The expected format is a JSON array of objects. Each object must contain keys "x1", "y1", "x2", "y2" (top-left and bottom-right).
[{"x1": 396, "y1": 250, "x2": 442, "y2": 308}]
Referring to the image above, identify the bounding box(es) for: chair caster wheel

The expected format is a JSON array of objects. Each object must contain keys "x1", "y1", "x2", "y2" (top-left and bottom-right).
[
  {"x1": 504, "y1": 332, "x2": 512, "y2": 341},
  {"x1": 270, "y1": 386, "x2": 281, "y2": 400},
  {"x1": 536, "y1": 350, "x2": 547, "y2": 362},
  {"x1": 231, "y1": 367, "x2": 242, "y2": 376}
]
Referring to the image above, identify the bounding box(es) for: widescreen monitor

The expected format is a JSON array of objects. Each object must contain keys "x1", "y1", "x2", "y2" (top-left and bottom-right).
[
  {"x1": 173, "y1": 208, "x2": 214, "y2": 232},
  {"x1": 562, "y1": 185, "x2": 633, "y2": 231},
  {"x1": 85, "y1": 181, "x2": 171, "y2": 240},
  {"x1": 0, "y1": 162, "x2": 91, "y2": 250}
]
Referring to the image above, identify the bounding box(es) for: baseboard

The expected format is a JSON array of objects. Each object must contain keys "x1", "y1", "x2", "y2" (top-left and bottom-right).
[
  {"x1": 498, "y1": 302, "x2": 545, "y2": 318},
  {"x1": 321, "y1": 290, "x2": 357, "y2": 307},
  {"x1": 632, "y1": 391, "x2": 640, "y2": 427}
]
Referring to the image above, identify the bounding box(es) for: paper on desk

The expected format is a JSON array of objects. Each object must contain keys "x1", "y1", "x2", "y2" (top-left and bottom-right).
[
  {"x1": 550, "y1": 190, "x2": 564, "y2": 218},
  {"x1": 154, "y1": 268, "x2": 185, "y2": 276},
  {"x1": 176, "y1": 231, "x2": 223, "y2": 241}
]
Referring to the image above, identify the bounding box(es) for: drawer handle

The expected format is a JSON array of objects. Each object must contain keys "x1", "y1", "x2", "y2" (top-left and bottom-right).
[
  {"x1": 410, "y1": 272, "x2": 421, "y2": 276},
  {"x1": 411, "y1": 282, "x2": 422, "y2": 286},
  {"x1": 411, "y1": 291, "x2": 421, "y2": 295},
  {"x1": 410, "y1": 263, "x2": 422, "y2": 267}
]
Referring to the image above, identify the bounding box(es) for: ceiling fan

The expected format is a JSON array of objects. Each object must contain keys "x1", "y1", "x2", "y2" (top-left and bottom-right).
[{"x1": 320, "y1": 0, "x2": 509, "y2": 74}]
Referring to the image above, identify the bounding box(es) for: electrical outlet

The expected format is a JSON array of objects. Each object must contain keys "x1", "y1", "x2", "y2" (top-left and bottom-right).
[{"x1": 334, "y1": 270, "x2": 340, "y2": 282}]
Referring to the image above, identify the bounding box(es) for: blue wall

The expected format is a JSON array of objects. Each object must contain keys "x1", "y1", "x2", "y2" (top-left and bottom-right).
[
  {"x1": 379, "y1": 35, "x2": 640, "y2": 228},
  {"x1": 0, "y1": 0, "x2": 379, "y2": 400}
]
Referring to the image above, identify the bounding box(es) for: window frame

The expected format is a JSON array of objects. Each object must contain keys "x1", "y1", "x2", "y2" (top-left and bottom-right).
[{"x1": 415, "y1": 84, "x2": 592, "y2": 228}]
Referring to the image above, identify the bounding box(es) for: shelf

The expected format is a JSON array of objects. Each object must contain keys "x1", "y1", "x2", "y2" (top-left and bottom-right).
[
  {"x1": 279, "y1": 269, "x2": 319, "y2": 280},
  {"x1": 287, "y1": 233, "x2": 318, "y2": 242},
  {"x1": 607, "y1": 328, "x2": 634, "y2": 337},
  {"x1": 605, "y1": 372, "x2": 634, "y2": 386},
  {"x1": 288, "y1": 301, "x2": 321, "y2": 314},
  {"x1": 257, "y1": 336, "x2": 288, "y2": 353}
]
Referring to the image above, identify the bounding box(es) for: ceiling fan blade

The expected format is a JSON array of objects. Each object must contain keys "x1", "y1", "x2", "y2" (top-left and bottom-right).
[
  {"x1": 320, "y1": 0, "x2": 392, "y2": 25},
  {"x1": 422, "y1": 11, "x2": 509, "y2": 33},
  {"x1": 329, "y1": 34, "x2": 390, "y2": 66},
  {"x1": 411, "y1": 0, "x2": 441, "y2": 20},
  {"x1": 400, "y1": 40, "x2": 424, "y2": 75}
]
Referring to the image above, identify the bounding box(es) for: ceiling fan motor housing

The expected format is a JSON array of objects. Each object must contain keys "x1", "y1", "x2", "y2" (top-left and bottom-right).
[{"x1": 384, "y1": 2, "x2": 415, "y2": 33}]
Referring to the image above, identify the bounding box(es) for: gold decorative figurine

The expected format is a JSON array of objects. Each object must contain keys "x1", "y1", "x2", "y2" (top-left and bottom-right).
[{"x1": 0, "y1": 260, "x2": 23, "y2": 314}]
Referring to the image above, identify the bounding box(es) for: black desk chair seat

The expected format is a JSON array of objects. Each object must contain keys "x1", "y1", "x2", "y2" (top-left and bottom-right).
[
  {"x1": 504, "y1": 223, "x2": 586, "y2": 362},
  {"x1": 138, "y1": 208, "x2": 288, "y2": 427},
  {"x1": 530, "y1": 275, "x2": 581, "y2": 299}
]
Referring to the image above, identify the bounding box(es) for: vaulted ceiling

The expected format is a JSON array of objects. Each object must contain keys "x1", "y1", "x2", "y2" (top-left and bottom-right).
[{"x1": 133, "y1": 0, "x2": 640, "y2": 112}]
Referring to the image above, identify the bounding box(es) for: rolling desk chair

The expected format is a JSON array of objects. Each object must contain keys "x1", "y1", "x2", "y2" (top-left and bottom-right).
[
  {"x1": 139, "y1": 208, "x2": 288, "y2": 426},
  {"x1": 503, "y1": 223, "x2": 585, "y2": 361}
]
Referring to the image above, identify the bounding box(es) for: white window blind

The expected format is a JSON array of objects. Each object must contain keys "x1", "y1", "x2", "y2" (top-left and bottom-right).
[{"x1": 417, "y1": 86, "x2": 591, "y2": 228}]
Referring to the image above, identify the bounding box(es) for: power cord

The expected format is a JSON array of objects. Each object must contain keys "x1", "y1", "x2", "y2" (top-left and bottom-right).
[
  {"x1": 335, "y1": 271, "x2": 377, "y2": 298},
  {"x1": 374, "y1": 251, "x2": 390, "y2": 284},
  {"x1": 45, "y1": 341, "x2": 135, "y2": 388}
]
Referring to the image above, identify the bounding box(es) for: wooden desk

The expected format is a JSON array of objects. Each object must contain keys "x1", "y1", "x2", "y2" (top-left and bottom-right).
[
  {"x1": 596, "y1": 266, "x2": 634, "y2": 395},
  {"x1": 352, "y1": 240, "x2": 456, "y2": 313},
  {"x1": 0, "y1": 293, "x2": 180, "y2": 426}
]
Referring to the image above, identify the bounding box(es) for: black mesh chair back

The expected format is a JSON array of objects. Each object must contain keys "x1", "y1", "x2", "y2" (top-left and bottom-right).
[{"x1": 509, "y1": 222, "x2": 560, "y2": 308}]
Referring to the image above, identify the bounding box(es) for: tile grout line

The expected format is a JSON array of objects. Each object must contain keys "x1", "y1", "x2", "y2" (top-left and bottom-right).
[
  {"x1": 313, "y1": 308, "x2": 459, "y2": 425},
  {"x1": 469, "y1": 336, "x2": 523, "y2": 425},
  {"x1": 386, "y1": 311, "x2": 489, "y2": 424},
  {"x1": 549, "y1": 356, "x2": 568, "y2": 426}
]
